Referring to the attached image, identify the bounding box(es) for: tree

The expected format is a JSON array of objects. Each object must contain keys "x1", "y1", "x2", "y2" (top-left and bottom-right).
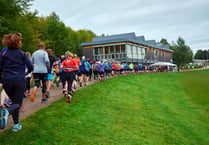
[
  {"x1": 160, "y1": 38, "x2": 169, "y2": 45},
  {"x1": 193, "y1": 49, "x2": 209, "y2": 60},
  {"x1": 171, "y1": 37, "x2": 193, "y2": 70},
  {"x1": 194, "y1": 50, "x2": 203, "y2": 59},
  {"x1": 0, "y1": 0, "x2": 34, "y2": 48}
]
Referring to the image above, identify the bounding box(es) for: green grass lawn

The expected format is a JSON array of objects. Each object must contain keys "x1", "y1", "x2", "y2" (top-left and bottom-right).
[{"x1": 0, "y1": 70, "x2": 209, "y2": 145}]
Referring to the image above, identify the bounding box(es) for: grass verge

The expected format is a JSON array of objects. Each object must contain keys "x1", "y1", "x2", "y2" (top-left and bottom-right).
[{"x1": 0, "y1": 70, "x2": 209, "y2": 145}]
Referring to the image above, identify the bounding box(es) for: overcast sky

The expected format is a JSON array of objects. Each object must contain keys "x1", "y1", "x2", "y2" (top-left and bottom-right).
[{"x1": 30, "y1": 0, "x2": 209, "y2": 54}]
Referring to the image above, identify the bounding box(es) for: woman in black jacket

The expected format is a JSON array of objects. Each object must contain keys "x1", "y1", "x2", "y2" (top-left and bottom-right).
[{"x1": 0, "y1": 33, "x2": 33, "y2": 131}]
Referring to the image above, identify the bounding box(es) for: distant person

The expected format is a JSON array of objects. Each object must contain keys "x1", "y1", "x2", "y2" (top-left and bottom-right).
[
  {"x1": 72, "y1": 54, "x2": 80, "y2": 89},
  {"x1": 30, "y1": 42, "x2": 50, "y2": 103},
  {"x1": 0, "y1": 33, "x2": 33, "y2": 131},
  {"x1": 24, "y1": 52, "x2": 33, "y2": 97},
  {"x1": 99, "y1": 60, "x2": 105, "y2": 80},
  {"x1": 46, "y1": 49, "x2": 56, "y2": 98},
  {"x1": 79, "y1": 56, "x2": 87, "y2": 87},
  {"x1": 93, "y1": 61, "x2": 100, "y2": 80}
]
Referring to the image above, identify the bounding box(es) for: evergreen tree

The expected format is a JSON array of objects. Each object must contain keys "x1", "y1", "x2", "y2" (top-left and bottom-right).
[{"x1": 172, "y1": 37, "x2": 193, "y2": 70}]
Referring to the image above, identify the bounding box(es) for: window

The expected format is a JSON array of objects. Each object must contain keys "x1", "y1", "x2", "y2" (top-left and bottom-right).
[
  {"x1": 98, "y1": 47, "x2": 103, "y2": 55},
  {"x1": 153, "y1": 49, "x2": 158, "y2": 58},
  {"x1": 116, "y1": 45, "x2": 120, "y2": 53},
  {"x1": 126, "y1": 45, "x2": 132, "y2": 53},
  {"x1": 132, "y1": 46, "x2": 137, "y2": 59},
  {"x1": 105, "y1": 46, "x2": 109, "y2": 54},
  {"x1": 121, "y1": 45, "x2": 125, "y2": 52},
  {"x1": 110, "y1": 46, "x2": 114, "y2": 53},
  {"x1": 94, "y1": 47, "x2": 98, "y2": 55}
]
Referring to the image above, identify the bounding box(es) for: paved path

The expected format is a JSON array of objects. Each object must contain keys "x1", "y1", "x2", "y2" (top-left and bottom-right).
[{"x1": 1, "y1": 80, "x2": 96, "y2": 132}]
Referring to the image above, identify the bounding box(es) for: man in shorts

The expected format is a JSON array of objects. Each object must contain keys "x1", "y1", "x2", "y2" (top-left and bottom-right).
[{"x1": 30, "y1": 42, "x2": 50, "y2": 103}]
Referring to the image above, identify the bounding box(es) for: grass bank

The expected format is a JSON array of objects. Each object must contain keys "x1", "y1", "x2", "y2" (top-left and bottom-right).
[{"x1": 0, "y1": 70, "x2": 209, "y2": 145}]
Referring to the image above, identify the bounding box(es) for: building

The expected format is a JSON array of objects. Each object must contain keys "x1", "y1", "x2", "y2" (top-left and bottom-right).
[{"x1": 81, "y1": 32, "x2": 173, "y2": 64}]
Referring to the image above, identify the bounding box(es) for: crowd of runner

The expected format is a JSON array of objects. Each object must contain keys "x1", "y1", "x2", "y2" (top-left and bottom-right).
[{"x1": 0, "y1": 33, "x2": 175, "y2": 132}]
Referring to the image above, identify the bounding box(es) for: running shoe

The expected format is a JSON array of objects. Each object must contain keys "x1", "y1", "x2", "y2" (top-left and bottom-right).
[
  {"x1": 41, "y1": 98, "x2": 48, "y2": 103},
  {"x1": 67, "y1": 94, "x2": 72, "y2": 103},
  {"x1": 0, "y1": 109, "x2": 9, "y2": 129},
  {"x1": 30, "y1": 90, "x2": 36, "y2": 102},
  {"x1": 12, "y1": 123, "x2": 22, "y2": 132},
  {"x1": 4, "y1": 98, "x2": 12, "y2": 108},
  {"x1": 64, "y1": 91, "x2": 68, "y2": 97}
]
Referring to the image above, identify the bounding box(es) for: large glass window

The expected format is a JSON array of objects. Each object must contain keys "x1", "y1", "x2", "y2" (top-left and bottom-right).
[
  {"x1": 137, "y1": 47, "x2": 142, "y2": 59},
  {"x1": 98, "y1": 47, "x2": 103, "y2": 55},
  {"x1": 127, "y1": 45, "x2": 132, "y2": 53},
  {"x1": 110, "y1": 46, "x2": 114, "y2": 53},
  {"x1": 153, "y1": 49, "x2": 158, "y2": 58},
  {"x1": 94, "y1": 47, "x2": 98, "y2": 55},
  {"x1": 126, "y1": 45, "x2": 132, "y2": 58},
  {"x1": 105, "y1": 46, "x2": 109, "y2": 54},
  {"x1": 121, "y1": 45, "x2": 125, "y2": 53},
  {"x1": 116, "y1": 45, "x2": 120, "y2": 53},
  {"x1": 132, "y1": 46, "x2": 137, "y2": 59}
]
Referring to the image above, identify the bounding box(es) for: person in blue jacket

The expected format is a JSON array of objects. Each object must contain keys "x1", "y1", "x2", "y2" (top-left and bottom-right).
[{"x1": 0, "y1": 33, "x2": 33, "y2": 131}]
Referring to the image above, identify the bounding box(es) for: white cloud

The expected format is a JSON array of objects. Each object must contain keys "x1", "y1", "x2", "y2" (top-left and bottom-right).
[{"x1": 30, "y1": 0, "x2": 209, "y2": 54}]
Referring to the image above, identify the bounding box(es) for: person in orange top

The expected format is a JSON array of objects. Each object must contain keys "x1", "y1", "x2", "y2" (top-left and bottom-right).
[
  {"x1": 72, "y1": 54, "x2": 80, "y2": 89},
  {"x1": 116, "y1": 62, "x2": 121, "y2": 75},
  {"x1": 61, "y1": 51, "x2": 78, "y2": 103}
]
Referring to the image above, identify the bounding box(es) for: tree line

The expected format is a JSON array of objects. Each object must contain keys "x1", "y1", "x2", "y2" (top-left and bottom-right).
[
  {"x1": 0, "y1": 0, "x2": 95, "y2": 57},
  {"x1": 1, "y1": 0, "x2": 206, "y2": 67}
]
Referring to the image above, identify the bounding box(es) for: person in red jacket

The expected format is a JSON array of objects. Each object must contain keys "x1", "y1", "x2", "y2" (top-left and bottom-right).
[{"x1": 61, "y1": 51, "x2": 78, "y2": 103}]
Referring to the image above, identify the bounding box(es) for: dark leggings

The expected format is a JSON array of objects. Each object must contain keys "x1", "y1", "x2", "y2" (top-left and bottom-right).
[
  {"x1": 26, "y1": 77, "x2": 31, "y2": 92},
  {"x1": 33, "y1": 73, "x2": 47, "y2": 93},
  {"x1": 63, "y1": 71, "x2": 75, "y2": 94},
  {"x1": 3, "y1": 80, "x2": 26, "y2": 124}
]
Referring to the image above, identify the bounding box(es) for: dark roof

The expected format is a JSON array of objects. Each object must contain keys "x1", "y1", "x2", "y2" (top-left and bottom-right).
[
  {"x1": 93, "y1": 32, "x2": 135, "y2": 42},
  {"x1": 136, "y1": 36, "x2": 145, "y2": 42},
  {"x1": 146, "y1": 40, "x2": 156, "y2": 45},
  {"x1": 81, "y1": 32, "x2": 173, "y2": 52}
]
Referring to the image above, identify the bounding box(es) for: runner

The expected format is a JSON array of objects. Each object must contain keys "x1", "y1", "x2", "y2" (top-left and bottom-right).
[
  {"x1": 72, "y1": 54, "x2": 80, "y2": 90},
  {"x1": 30, "y1": 42, "x2": 50, "y2": 103},
  {"x1": 46, "y1": 49, "x2": 56, "y2": 98},
  {"x1": 61, "y1": 51, "x2": 78, "y2": 103},
  {"x1": 111, "y1": 62, "x2": 116, "y2": 76},
  {"x1": 99, "y1": 60, "x2": 105, "y2": 81},
  {"x1": 0, "y1": 33, "x2": 33, "y2": 131},
  {"x1": 92, "y1": 60, "x2": 100, "y2": 81},
  {"x1": 79, "y1": 56, "x2": 87, "y2": 87},
  {"x1": 85, "y1": 59, "x2": 91, "y2": 85},
  {"x1": 24, "y1": 52, "x2": 33, "y2": 97}
]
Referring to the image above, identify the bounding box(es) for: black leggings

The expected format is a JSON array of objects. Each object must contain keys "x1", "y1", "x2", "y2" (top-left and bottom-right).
[
  {"x1": 3, "y1": 80, "x2": 26, "y2": 124},
  {"x1": 33, "y1": 73, "x2": 47, "y2": 93},
  {"x1": 63, "y1": 71, "x2": 75, "y2": 94},
  {"x1": 25, "y1": 77, "x2": 31, "y2": 92}
]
